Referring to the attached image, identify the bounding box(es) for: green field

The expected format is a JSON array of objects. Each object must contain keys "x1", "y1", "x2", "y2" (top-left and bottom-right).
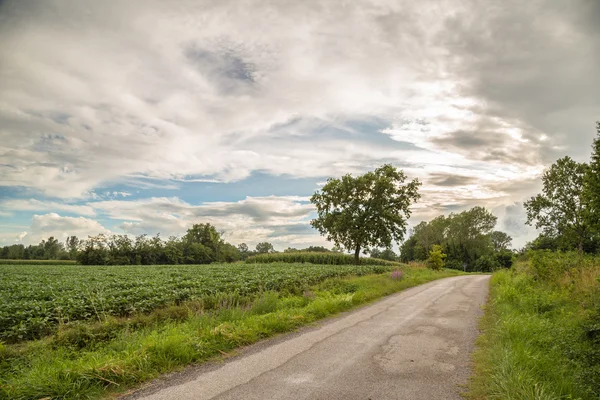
[
  {"x1": 0, "y1": 262, "x2": 464, "y2": 399},
  {"x1": 0, "y1": 262, "x2": 391, "y2": 343},
  {"x1": 245, "y1": 252, "x2": 402, "y2": 266}
]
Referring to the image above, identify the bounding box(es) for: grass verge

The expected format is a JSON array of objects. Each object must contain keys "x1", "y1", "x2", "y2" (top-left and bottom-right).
[
  {"x1": 1, "y1": 266, "x2": 463, "y2": 399},
  {"x1": 465, "y1": 251, "x2": 600, "y2": 400}
]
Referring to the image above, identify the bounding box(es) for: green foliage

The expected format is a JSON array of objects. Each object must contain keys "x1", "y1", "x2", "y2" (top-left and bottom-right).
[
  {"x1": 584, "y1": 122, "x2": 600, "y2": 236},
  {"x1": 473, "y1": 255, "x2": 499, "y2": 272},
  {"x1": 244, "y1": 251, "x2": 402, "y2": 267},
  {"x1": 369, "y1": 247, "x2": 398, "y2": 261},
  {"x1": 284, "y1": 246, "x2": 332, "y2": 253},
  {"x1": 427, "y1": 244, "x2": 446, "y2": 270},
  {"x1": 400, "y1": 206, "x2": 504, "y2": 271},
  {"x1": 494, "y1": 249, "x2": 514, "y2": 269},
  {"x1": 524, "y1": 156, "x2": 591, "y2": 252},
  {"x1": 0, "y1": 267, "x2": 465, "y2": 399},
  {"x1": 0, "y1": 262, "x2": 395, "y2": 342},
  {"x1": 311, "y1": 164, "x2": 421, "y2": 263},
  {"x1": 467, "y1": 254, "x2": 600, "y2": 399},
  {"x1": 490, "y1": 231, "x2": 512, "y2": 252},
  {"x1": 0, "y1": 259, "x2": 77, "y2": 265},
  {"x1": 255, "y1": 242, "x2": 275, "y2": 254}
]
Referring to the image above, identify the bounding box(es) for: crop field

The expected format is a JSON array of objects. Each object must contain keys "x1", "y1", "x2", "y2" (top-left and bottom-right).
[
  {"x1": 245, "y1": 252, "x2": 402, "y2": 266},
  {"x1": 0, "y1": 262, "x2": 392, "y2": 342}
]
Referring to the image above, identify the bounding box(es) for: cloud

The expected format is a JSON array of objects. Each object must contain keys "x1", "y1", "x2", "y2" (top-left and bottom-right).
[
  {"x1": 427, "y1": 173, "x2": 477, "y2": 187},
  {"x1": 497, "y1": 203, "x2": 538, "y2": 248},
  {"x1": 91, "y1": 196, "x2": 316, "y2": 247},
  {"x1": 1, "y1": 0, "x2": 595, "y2": 199},
  {"x1": 0, "y1": 0, "x2": 597, "y2": 248},
  {"x1": 0, "y1": 198, "x2": 96, "y2": 216},
  {"x1": 17, "y1": 213, "x2": 111, "y2": 245}
]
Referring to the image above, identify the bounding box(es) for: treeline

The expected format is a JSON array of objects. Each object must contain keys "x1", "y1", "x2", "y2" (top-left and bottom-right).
[
  {"x1": 524, "y1": 122, "x2": 600, "y2": 254},
  {"x1": 0, "y1": 237, "x2": 74, "y2": 261},
  {"x1": 0, "y1": 224, "x2": 340, "y2": 265},
  {"x1": 399, "y1": 206, "x2": 513, "y2": 272}
]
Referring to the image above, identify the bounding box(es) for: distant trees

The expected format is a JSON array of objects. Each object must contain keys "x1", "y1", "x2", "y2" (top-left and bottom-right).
[
  {"x1": 255, "y1": 242, "x2": 275, "y2": 254},
  {"x1": 0, "y1": 238, "x2": 71, "y2": 261},
  {"x1": 311, "y1": 164, "x2": 421, "y2": 264},
  {"x1": 369, "y1": 247, "x2": 398, "y2": 261},
  {"x1": 0, "y1": 223, "x2": 245, "y2": 265},
  {"x1": 400, "y1": 207, "x2": 512, "y2": 272},
  {"x1": 284, "y1": 246, "x2": 334, "y2": 253}
]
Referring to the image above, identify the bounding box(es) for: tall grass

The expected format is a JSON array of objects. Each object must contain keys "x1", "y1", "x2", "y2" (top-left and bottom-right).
[
  {"x1": 467, "y1": 251, "x2": 600, "y2": 400},
  {"x1": 245, "y1": 252, "x2": 402, "y2": 266}
]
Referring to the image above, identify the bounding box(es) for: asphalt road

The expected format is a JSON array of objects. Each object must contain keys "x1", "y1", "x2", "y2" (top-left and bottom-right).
[{"x1": 127, "y1": 275, "x2": 490, "y2": 400}]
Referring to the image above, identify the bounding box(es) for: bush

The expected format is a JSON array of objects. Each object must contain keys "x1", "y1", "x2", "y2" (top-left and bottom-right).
[
  {"x1": 494, "y1": 250, "x2": 514, "y2": 269},
  {"x1": 427, "y1": 245, "x2": 446, "y2": 271},
  {"x1": 473, "y1": 255, "x2": 500, "y2": 272},
  {"x1": 445, "y1": 259, "x2": 464, "y2": 271}
]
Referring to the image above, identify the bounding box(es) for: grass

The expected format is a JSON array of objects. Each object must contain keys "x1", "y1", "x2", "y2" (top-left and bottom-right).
[
  {"x1": 245, "y1": 251, "x2": 403, "y2": 266},
  {"x1": 0, "y1": 265, "x2": 464, "y2": 399},
  {"x1": 466, "y1": 251, "x2": 600, "y2": 400}
]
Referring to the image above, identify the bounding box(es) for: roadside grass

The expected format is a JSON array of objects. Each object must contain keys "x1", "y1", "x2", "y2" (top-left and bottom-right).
[
  {"x1": 0, "y1": 266, "x2": 464, "y2": 399},
  {"x1": 466, "y1": 251, "x2": 600, "y2": 400}
]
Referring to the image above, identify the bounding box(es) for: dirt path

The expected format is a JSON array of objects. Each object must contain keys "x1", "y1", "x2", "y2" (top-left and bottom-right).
[{"x1": 126, "y1": 275, "x2": 490, "y2": 400}]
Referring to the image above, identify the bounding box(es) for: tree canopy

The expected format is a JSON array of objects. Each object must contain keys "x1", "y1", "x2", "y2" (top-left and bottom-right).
[
  {"x1": 310, "y1": 164, "x2": 421, "y2": 264},
  {"x1": 584, "y1": 122, "x2": 600, "y2": 235},
  {"x1": 399, "y1": 206, "x2": 510, "y2": 271},
  {"x1": 524, "y1": 156, "x2": 590, "y2": 253}
]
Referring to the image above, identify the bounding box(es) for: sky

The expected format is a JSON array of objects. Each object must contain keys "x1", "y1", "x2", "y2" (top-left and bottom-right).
[{"x1": 0, "y1": 0, "x2": 599, "y2": 251}]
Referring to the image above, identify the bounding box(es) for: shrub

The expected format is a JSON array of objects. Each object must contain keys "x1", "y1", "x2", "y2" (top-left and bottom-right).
[
  {"x1": 473, "y1": 255, "x2": 500, "y2": 272},
  {"x1": 445, "y1": 259, "x2": 464, "y2": 271},
  {"x1": 494, "y1": 250, "x2": 514, "y2": 269},
  {"x1": 427, "y1": 245, "x2": 446, "y2": 271}
]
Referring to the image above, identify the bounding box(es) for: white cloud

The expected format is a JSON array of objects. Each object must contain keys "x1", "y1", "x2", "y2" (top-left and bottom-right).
[
  {"x1": 9, "y1": 213, "x2": 112, "y2": 245},
  {"x1": 0, "y1": 198, "x2": 96, "y2": 216},
  {"x1": 0, "y1": 0, "x2": 594, "y2": 200},
  {"x1": 89, "y1": 195, "x2": 315, "y2": 247}
]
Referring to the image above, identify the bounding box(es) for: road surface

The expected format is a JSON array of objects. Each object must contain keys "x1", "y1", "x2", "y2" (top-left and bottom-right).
[{"x1": 127, "y1": 275, "x2": 490, "y2": 400}]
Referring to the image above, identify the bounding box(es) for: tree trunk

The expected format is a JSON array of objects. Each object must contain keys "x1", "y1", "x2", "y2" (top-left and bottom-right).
[
  {"x1": 578, "y1": 239, "x2": 583, "y2": 255},
  {"x1": 354, "y1": 245, "x2": 361, "y2": 265}
]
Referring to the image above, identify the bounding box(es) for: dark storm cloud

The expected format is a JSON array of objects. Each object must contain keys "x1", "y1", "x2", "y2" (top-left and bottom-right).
[
  {"x1": 438, "y1": 0, "x2": 600, "y2": 161},
  {"x1": 431, "y1": 128, "x2": 548, "y2": 166},
  {"x1": 432, "y1": 130, "x2": 505, "y2": 150}
]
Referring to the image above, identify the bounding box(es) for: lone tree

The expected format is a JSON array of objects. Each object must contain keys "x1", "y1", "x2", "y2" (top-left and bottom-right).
[
  {"x1": 310, "y1": 164, "x2": 421, "y2": 264},
  {"x1": 524, "y1": 156, "x2": 590, "y2": 253}
]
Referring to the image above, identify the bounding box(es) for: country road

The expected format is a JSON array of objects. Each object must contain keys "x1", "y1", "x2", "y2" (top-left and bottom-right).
[{"x1": 127, "y1": 275, "x2": 490, "y2": 400}]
